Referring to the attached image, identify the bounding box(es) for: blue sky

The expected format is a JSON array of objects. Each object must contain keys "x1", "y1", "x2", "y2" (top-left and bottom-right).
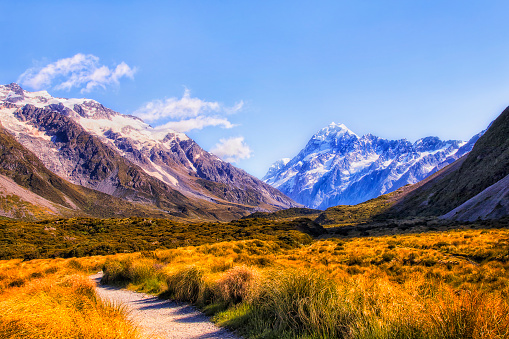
[{"x1": 1, "y1": 1, "x2": 509, "y2": 178}]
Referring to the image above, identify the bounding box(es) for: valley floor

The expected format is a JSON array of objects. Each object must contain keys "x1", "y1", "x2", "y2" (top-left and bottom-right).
[{"x1": 2, "y1": 218, "x2": 509, "y2": 338}]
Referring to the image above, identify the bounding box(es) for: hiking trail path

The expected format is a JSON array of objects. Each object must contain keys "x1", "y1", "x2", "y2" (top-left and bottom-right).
[{"x1": 90, "y1": 272, "x2": 240, "y2": 339}]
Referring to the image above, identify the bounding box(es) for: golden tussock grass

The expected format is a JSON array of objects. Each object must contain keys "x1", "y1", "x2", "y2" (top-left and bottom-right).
[
  {"x1": 216, "y1": 265, "x2": 261, "y2": 304},
  {"x1": 2, "y1": 227, "x2": 509, "y2": 338},
  {"x1": 100, "y1": 229, "x2": 509, "y2": 338},
  {"x1": 0, "y1": 256, "x2": 141, "y2": 339}
]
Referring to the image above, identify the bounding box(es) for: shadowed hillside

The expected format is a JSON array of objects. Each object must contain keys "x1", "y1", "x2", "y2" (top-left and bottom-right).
[
  {"x1": 379, "y1": 106, "x2": 509, "y2": 219},
  {"x1": 0, "y1": 124, "x2": 219, "y2": 220},
  {"x1": 241, "y1": 207, "x2": 322, "y2": 221}
]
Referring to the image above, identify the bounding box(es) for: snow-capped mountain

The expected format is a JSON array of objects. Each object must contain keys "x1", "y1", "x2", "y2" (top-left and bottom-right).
[
  {"x1": 264, "y1": 158, "x2": 291, "y2": 180},
  {"x1": 263, "y1": 122, "x2": 482, "y2": 209},
  {"x1": 0, "y1": 83, "x2": 298, "y2": 220}
]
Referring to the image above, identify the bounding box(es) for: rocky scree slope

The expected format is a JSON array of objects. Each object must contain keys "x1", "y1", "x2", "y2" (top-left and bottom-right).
[
  {"x1": 264, "y1": 122, "x2": 481, "y2": 209},
  {"x1": 0, "y1": 123, "x2": 179, "y2": 219}
]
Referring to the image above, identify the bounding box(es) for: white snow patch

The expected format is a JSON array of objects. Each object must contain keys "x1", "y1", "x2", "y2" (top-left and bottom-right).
[
  {"x1": 0, "y1": 107, "x2": 52, "y2": 141},
  {"x1": 142, "y1": 161, "x2": 179, "y2": 186},
  {"x1": 78, "y1": 115, "x2": 189, "y2": 151},
  {"x1": 0, "y1": 85, "x2": 191, "y2": 147},
  {"x1": 349, "y1": 153, "x2": 379, "y2": 172}
]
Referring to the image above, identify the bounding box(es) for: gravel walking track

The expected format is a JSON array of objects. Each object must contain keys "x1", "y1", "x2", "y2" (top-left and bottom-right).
[{"x1": 90, "y1": 273, "x2": 240, "y2": 339}]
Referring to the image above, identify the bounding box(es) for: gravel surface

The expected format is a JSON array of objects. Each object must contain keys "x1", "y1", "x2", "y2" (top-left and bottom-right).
[{"x1": 90, "y1": 273, "x2": 240, "y2": 339}]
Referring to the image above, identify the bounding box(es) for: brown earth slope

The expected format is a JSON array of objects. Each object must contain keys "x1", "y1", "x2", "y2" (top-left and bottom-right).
[
  {"x1": 0, "y1": 123, "x2": 243, "y2": 220},
  {"x1": 380, "y1": 106, "x2": 509, "y2": 219}
]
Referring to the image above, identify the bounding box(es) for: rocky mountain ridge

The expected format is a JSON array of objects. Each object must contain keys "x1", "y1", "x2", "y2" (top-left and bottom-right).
[
  {"x1": 382, "y1": 105, "x2": 509, "y2": 221},
  {"x1": 0, "y1": 83, "x2": 298, "y2": 220},
  {"x1": 264, "y1": 122, "x2": 482, "y2": 209}
]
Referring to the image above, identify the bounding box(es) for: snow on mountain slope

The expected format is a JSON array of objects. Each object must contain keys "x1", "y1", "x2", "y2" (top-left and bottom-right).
[
  {"x1": 0, "y1": 83, "x2": 298, "y2": 213},
  {"x1": 263, "y1": 122, "x2": 482, "y2": 209},
  {"x1": 0, "y1": 83, "x2": 189, "y2": 186}
]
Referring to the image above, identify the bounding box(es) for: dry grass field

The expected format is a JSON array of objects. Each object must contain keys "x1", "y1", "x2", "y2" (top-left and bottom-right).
[
  {"x1": 1, "y1": 220, "x2": 509, "y2": 338},
  {"x1": 0, "y1": 256, "x2": 141, "y2": 339},
  {"x1": 99, "y1": 227, "x2": 509, "y2": 338}
]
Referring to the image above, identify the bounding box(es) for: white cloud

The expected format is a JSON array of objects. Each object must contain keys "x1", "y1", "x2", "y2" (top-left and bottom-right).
[
  {"x1": 135, "y1": 89, "x2": 221, "y2": 121},
  {"x1": 18, "y1": 54, "x2": 136, "y2": 93},
  {"x1": 156, "y1": 116, "x2": 235, "y2": 133},
  {"x1": 224, "y1": 100, "x2": 245, "y2": 115},
  {"x1": 210, "y1": 137, "x2": 253, "y2": 163},
  {"x1": 134, "y1": 89, "x2": 244, "y2": 133}
]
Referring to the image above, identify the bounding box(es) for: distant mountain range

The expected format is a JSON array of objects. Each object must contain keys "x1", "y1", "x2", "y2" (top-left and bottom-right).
[
  {"x1": 1, "y1": 82, "x2": 504, "y2": 223},
  {"x1": 0, "y1": 83, "x2": 298, "y2": 221},
  {"x1": 254, "y1": 106, "x2": 508, "y2": 226},
  {"x1": 263, "y1": 122, "x2": 482, "y2": 209}
]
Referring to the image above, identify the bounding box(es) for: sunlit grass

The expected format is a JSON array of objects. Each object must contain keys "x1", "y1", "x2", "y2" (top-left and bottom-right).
[
  {"x1": 98, "y1": 228, "x2": 509, "y2": 338},
  {"x1": 3, "y1": 227, "x2": 509, "y2": 338},
  {"x1": 0, "y1": 256, "x2": 141, "y2": 339}
]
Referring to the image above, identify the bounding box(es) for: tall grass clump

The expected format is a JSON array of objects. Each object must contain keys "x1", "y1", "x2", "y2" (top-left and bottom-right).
[
  {"x1": 253, "y1": 268, "x2": 349, "y2": 337},
  {"x1": 101, "y1": 256, "x2": 164, "y2": 293},
  {"x1": 164, "y1": 265, "x2": 208, "y2": 303},
  {"x1": 101, "y1": 256, "x2": 211, "y2": 301},
  {"x1": 217, "y1": 265, "x2": 261, "y2": 304},
  {"x1": 240, "y1": 271, "x2": 509, "y2": 339},
  {"x1": 101, "y1": 259, "x2": 131, "y2": 285},
  {"x1": 425, "y1": 288, "x2": 509, "y2": 339}
]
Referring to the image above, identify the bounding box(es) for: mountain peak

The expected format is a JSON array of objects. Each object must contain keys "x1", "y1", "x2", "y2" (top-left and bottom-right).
[
  {"x1": 314, "y1": 122, "x2": 358, "y2": 141},
  {"x1": 6, "y1": 83, "x2": 24, "y2": 95},
  {"x1": 328, "y1": 122, "x2": 353, "y2": 132},
  {"x1": 264, "y1": 121, "x2": 480, "y2": 209},
  {"x1": 329, "y1": 121, "x2": 348, "y2": 129},
  {"x1": 0, "y1": 84, "x2": 300, "y2": 220}
]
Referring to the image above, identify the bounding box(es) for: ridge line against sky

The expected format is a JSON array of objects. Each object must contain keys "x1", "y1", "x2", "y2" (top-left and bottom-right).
[{"x1": 1, "y1": 1, "x2": 508, "y2": 178}]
